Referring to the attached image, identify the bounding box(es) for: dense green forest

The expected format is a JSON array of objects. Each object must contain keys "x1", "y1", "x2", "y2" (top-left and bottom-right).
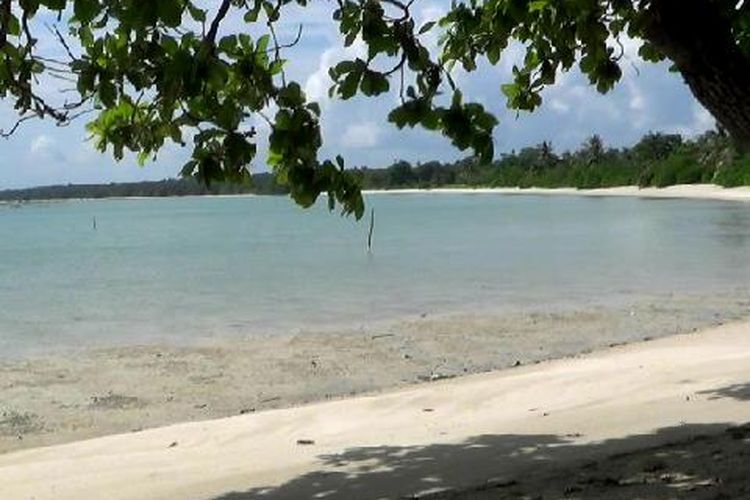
[
  {"x1": 2, "y1": 130, "x2": 750, "y2": 202},
  {"x1": 357, "y1": 130, "x2": 750, "y2": 190}
]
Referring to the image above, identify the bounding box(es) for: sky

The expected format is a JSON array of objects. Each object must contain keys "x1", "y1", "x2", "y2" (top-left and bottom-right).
[{"x1": 0, "y1": 2, "x2": 716, "y2": 190}]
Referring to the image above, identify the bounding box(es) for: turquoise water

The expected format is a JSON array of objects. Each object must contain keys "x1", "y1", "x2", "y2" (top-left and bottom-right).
[{"x1": 1, "y1": 194, "x2": 750, "y2": 356}]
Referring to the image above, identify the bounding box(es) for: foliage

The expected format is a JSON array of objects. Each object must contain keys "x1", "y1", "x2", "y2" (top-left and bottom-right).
[
  {"x1": 0, "y1": 1, "x2": 749, "y2": 215},
  {"x1": 713, "y1": 156, "x2": 750, "y2": 187},
  {"x1": 353, "y1": 131, "x2": 748, "y2": 191}
]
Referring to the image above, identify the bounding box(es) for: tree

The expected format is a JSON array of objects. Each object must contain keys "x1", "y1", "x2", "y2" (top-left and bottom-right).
[
  {"x1": 580, "y1": 135, "x2": 605, "y2": 166},
  {"x1": 386, "y1": 160, "x2": 416, "y2": 187},
  {"x1": 0, "y1": 0, "x2": 748, "y2": 218},
  {"x1": 632, "y1": 132, "x2": 683, "y2": 162}
]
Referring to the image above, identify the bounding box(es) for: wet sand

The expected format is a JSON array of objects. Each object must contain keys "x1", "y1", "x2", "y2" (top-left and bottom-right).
[{"x1": 1, "y1": 291, "x2": 748, "y2": 455}]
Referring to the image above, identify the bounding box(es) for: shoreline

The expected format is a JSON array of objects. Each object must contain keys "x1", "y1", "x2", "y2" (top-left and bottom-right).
[
  {"x1": 364, "y1": 183, "x2": 750, "y2": 202},
  {"x1": 1, "y1": 319, "x2": 748, "y2": 499},
  {"x1": 4, "y1": 183, "x2": 750, "y2": 205},
  {"x1": 1, "y1": 291, "x2": 748, "y2": 456}
]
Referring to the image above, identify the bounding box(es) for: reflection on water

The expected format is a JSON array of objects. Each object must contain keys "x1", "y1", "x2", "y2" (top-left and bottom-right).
[{"x1": 0, "y1": 194, "x2": 749, "y2": 356}]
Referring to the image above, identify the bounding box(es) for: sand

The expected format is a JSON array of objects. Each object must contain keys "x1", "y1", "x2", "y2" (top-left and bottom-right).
[
  {"x1": 365, "y1": 183, "x2": 750, "y2": 202},
  {"x1": 1, "y1": 292, "x2": 748, "y2": 454},
  {"x1": 0, "y1": 319, "x2": 748, "y2": 499}
]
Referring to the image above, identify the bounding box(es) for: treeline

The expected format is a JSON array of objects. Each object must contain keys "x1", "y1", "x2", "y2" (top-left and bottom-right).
[
  {"x1": 354, "y1": 130, "x2": 750, "y2": 190},
  {"x1": 0, "y1": 173, "x2": 286, "y2": 202},
  {"x1": 2, "y1": 130, "x2": 750, "y2": 202}
]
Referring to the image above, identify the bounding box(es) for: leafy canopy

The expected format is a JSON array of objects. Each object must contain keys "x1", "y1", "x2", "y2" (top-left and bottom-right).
[{"x1": 1, "y1": 0, "x2": 748, "y2": 218}]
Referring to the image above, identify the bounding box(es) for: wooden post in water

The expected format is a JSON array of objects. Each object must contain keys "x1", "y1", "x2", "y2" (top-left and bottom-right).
[{"x1": 367, "y1": 208, "x2": 375, "y2": 253}]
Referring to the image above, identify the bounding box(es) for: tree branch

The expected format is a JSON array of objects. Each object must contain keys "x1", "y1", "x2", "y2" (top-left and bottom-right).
[
  {"x1": 0, "y1": 113, "x2": 35, "y2": 138},
  {"x1": 206, "y1": 0, "x2": 232, "y2": 46},
  {"x1": 0, "y1": 0, "x2": 11, "y2": 49},
  {"x1": 48, "y1": 24, "x2": 78, "y2": 62}
]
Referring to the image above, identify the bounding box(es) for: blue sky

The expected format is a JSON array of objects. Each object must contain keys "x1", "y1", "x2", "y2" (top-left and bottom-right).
[{"x1": 0, "y1": 2, "x2": 715, "y2": 189}]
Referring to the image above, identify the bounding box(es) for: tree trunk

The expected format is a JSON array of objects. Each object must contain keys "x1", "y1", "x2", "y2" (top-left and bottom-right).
[{"x1": 643, "y1": 0, "x2": 750, "y2": 151}]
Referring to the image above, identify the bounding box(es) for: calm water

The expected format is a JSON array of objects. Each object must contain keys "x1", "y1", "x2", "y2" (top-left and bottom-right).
[{"x1": 1, "y1": 193, "x2": 750, "y2": 356}]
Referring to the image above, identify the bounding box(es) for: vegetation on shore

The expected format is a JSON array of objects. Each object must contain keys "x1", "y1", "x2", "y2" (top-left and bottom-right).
[
  {"x1": 363, "y1": 130, "x2": 750, "y2": 191},
  {"x1": 2, "y1": 130, "x2": 750, "y2": 202},
  {"x1": 0, "y1": 174, "x2": 284, "y2": 201}
]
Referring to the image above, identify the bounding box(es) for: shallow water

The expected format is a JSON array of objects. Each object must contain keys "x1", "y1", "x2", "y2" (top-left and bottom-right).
[{"x1": 1, "y1": 193, "x2": 749, "y2": 356}]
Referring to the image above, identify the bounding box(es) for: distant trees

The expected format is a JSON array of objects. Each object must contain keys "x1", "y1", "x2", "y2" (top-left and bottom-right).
[
  {"x1": 3, "y1": 130, "x2": 750, "y2": 203},
  {"x1": 631, "y1": 132, "x2": 682, "y2": 163},
  {"x1": 0, "y1": 174, "x2": 286, "y2": 202},
  {"x1": 365, "y1": 130, "x2": 750, "y2": 190},
  {"x1": 387, "y1": 161, "x2": 417, "y2": 187},
  {"x1": 580, "y1": 135, "x2": 605, "y2": 165}
]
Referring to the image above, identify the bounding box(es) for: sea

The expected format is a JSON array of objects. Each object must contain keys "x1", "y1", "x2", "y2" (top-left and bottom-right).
[{"x1": 1, "y1": 193, "x2": 749, "y2": 357}]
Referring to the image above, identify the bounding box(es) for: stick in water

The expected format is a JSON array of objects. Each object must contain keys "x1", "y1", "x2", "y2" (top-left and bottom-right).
[
  {"x1": 92, "y1": 216, "x2": 97, "y2": 231},
  {"x1": 367, "y1": 208, "x2": 375, "y2": 253}
]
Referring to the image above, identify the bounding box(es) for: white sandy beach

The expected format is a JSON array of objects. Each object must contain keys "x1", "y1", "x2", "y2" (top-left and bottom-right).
[
  {"x1": 365, "y1": 183, "x2": 750, "y2": 202},
  {"x1": 1, "y1": 320, "x2": 748, "y2": 499},
  {"x1": 4, "y1": 183, "x2": 750, "y2": 205}
]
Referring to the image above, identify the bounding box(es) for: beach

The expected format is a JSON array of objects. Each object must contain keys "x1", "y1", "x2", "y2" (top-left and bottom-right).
[
  {"x1": 4, "y1": 183, "x2": 750, "y2": 205},
  {"x1": 365, "y1": 183, "x2": 750, "y2": 202},
  {"x1": 1, "y1": 318, "x2": 748, "y2": 499},
  {"x1": 1, "y1": 291, "x2": 748, "y2": 456}
]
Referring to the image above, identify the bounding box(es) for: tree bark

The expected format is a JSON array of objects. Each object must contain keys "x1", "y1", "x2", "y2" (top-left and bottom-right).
[{"x1": 643, "y1": 0, "x2": 750, "y2": 151}]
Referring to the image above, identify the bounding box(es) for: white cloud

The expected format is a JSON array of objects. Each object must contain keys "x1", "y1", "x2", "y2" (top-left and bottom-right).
[
  {"x1": 670, "y1": 104, "x2": 716, "y2": 138},
  {"x1": 416, "y1": 2, "x2": 447, "y2": 53},
  {"x1": 304, "y1": 40, "x2": 366, "y2": 104},
  {"x1": 692, "y1": 105, "x2": 716, "y2": 132},
  {"x1": 625, "y1": 78, "x2": 648, "y2": 129},
  {"x1": 341, "y1": 122, "x2": 381, "y2": 148},
  {"x1": 30, "y1": 134, "x2": 56, "y2": 156},
  {"x1": 549, "y1": 98, "x2": 570, "y2": 114}
]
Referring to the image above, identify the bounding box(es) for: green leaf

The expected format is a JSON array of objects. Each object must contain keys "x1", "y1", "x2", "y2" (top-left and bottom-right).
[
  {"x1": 339, "y1": 69, "x2": 362, "y2": 99},
  {"x1": 269, "y1": 59, "x2": 286, "y2": 75},
  {"x1": 333, "y1": 60, "x2": 356, "y2": 75},
  {"x1": 257, "y1": 34, "x2": 271, "y2": 53},
  {"x1": 74, "y1": 0, "x2": 102, "y2": 24},
  {"x1": 99, "y1": 80, "x2": 117, "y2": 107},
  {"x1": 487, "y1": 44, "x2": 501, "y2": 65},
  {"x1": 360, "y1": 71, "x2": 389, "y2": 96},
  {"x1": 158, "y1": 0, "x2": 183, "y2": 28},
  {"x1": 418, "y1": 21, "x2": 436, "y2": 35},
  {"x1": 187, "y1": 5, "x2": 206, "y2": 22},
  {"x1": 501, "y1": 83, "x2": 519, "y2": 99},
  {"x1": 219, "y1": 35, "x2": 238, "y2": 52},
  {"x1": 40, "y1": 0, "x2": 66, "y2": 10},
  {"x1": 277, "y1": 82, "x2": 305, "y2": 107},
  {"x1": 244, "y1": 7, "x2": 260, "y2": 23},
  {"x1": 137, "y1": 150, "x2": 151, "y2": 166},
  {"x1": 7, "y1": 15, "x2": 20, "y2": 36}
]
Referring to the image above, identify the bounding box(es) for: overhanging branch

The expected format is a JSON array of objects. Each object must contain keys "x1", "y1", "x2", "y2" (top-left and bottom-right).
[{"x1": 206, "y1": 0, "x2": 232, "y2": 46}]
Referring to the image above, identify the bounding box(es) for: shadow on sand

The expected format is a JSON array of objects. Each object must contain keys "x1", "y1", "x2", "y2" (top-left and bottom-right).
[
  {"x1": 213, "y1": 384, "x2": 750, "y2": 500},
  {"x1": 699, "y1": 382, "x2": 750, "y2": 402}
]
